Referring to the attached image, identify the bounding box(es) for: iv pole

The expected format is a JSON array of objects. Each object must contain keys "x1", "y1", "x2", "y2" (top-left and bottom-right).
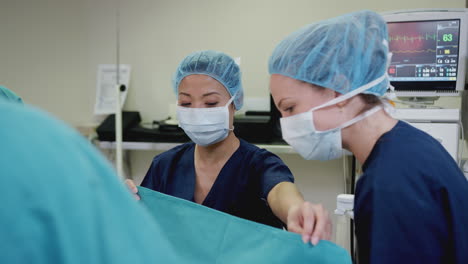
[{"x1": 115, "y1": 0, "x2": 124, "y2": 179}]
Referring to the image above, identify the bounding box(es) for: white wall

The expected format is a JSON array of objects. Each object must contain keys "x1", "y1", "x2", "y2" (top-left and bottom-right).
[
  {"x1": 1, "y1": 0, "x2": 465, "y2": 125},
  {"x1": 1, "y1": 0, "x2": 465, "y2": 246}
]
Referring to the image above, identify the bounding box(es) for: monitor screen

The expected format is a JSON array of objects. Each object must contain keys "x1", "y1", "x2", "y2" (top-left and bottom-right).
[{"x1": 387, "y1": 19, "x2": 461, "y2": 92}]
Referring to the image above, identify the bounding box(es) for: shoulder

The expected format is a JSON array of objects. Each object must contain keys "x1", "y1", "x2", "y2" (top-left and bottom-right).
[
  {"x1": 362, "y1": 121, "x2": 460, "y2": 187},
  {"x1": 237, "y1": 138, "x2": 261, "y2": 153},
  {"x1": 376, "y1": 121, "x2": 440, "y2": 151},
  {"x1": 143, "y1": 142, "x2": 194, "y2": 187},
  {"x1": 238, "y1": 139, "x2": 293, "y2": 180},
  {"x1": 0, "y1": 101, "x2": 110, "y2": 169},
  {"x1": 0, "y1": 100, "x2": 83, "y2": 143},
  {"x1": 0, "y1": 100, "x2": 119, "y2": 193},
  {"x1": 151, "y1": 142, "x2": 195, "y2": 165},
  {"x1": 369, "y1": 121, "x2": 450, "y2": 165},
  {"x1": 238, "y1": 139, "x2": 286, "y2": 165}
]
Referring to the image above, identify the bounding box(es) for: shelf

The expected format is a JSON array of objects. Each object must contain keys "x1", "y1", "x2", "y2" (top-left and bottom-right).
[{"x1": 98, "y1": 141, "x2": 297, "y2": 154}]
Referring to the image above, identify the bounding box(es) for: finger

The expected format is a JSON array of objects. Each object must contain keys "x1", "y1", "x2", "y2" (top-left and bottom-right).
[
  {"x1": 325, "y1": 220, "x2": 333, "y2": 240},
  {"x1": 125, "y1": 179, "x2": 138, "y2": 193},
  {"x1": 301, "y1": 202, "x2": 316, "y2": 244},
  {"x1": 134, "y1": 194, "x2": 141, "y2": 201},
  {"x1": 287, "y1": 220, "x2": 303, "y2": 235},
  {"x1": 287, "y1": 211, "x2": 303, "y2": 234},
  {"x1": 311, "y1": 205, "x2": 327, "y2": 245}
]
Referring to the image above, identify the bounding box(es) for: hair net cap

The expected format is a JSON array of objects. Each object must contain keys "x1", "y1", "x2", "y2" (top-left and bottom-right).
[
  {"x1": 173, "y1": 50, "x2": 244, "y2": 110},
  {"x1": 0, "y1": 85, "x2": 23, "y2": 104},
  {"x1": 269, "y1": 10, "x2": 389, "y2": 96}
]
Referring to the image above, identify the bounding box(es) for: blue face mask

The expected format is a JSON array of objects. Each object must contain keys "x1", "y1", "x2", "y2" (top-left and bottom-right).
[
  {"x1": 280, "y1": 74, "x2": 388, "y2": 161},
  {"x1": 177, "y1": 95, "x2": 235, "y2": 147}
]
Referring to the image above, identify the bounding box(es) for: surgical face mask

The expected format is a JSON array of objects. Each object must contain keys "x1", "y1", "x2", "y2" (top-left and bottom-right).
[
  {"x1": 280, "y1": 62, "x2": 390, "y2": 161},
  {"x1": 177, "y1": 95, "x2": 235, "y2": 147}
]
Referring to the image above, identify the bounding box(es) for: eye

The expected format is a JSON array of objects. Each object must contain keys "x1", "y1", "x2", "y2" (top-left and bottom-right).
[
  {"x1": 179, "y1": 102, "x2": 191, "y2": 107},
  {"x1": 205, "y1": 101, "x2": 219, "y2": 107},
  {"x1": 283, "y1": 106, "x2": 294, "y2": 113}
]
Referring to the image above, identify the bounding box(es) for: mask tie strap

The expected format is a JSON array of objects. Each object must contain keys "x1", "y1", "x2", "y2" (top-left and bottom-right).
[
  {"x1": 312, "y1": 39, "x2": 393, "y2": 112},
  {"x1": 338, "y1": 105, "x2": 383, "y2": 130},
  {"x1": 311, "y1": 74, "x2": 387, "y2": 112}
]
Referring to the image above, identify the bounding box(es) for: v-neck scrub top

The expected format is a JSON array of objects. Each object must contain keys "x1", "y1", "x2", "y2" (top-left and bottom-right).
[
  {"x1": 355, "y1": 121, "x2": 468, "y2": 264},
  {"x1": 141, "y1": 138, "x2": 294, "y2": 228}
]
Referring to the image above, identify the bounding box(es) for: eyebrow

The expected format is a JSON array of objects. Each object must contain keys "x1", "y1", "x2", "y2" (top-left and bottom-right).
[
  {"x1": 178, "y1": 91, "x2": 221, "y2": 97},
  {"x1": 202, "y1": 92, "x2": 221, "y2": 97}
]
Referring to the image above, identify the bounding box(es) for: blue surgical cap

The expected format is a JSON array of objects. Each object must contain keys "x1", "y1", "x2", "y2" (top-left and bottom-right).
[
  {"x1": 0, "y1": 85, "x2": 23, "y2": 104},
  {"x1": 173, "y1": 50, "x2": 244, "y2": 110},
  {"x1": 269, "y1": 10, "x2": 389, "y2": 96}
]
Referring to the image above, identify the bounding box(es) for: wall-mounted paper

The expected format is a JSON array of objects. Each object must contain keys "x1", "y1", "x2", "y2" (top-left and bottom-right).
[{"x1": 94, "y1": 64, "x2": 131, "y2": 115}]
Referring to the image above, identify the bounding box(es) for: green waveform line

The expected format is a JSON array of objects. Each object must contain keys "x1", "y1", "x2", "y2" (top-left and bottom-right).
[
  {"x1": 389, "y1": 33, "x2": 437, "y2": 42},
  {"x1": 392, "y1": 49, "x2": 437, "y2": 53}
]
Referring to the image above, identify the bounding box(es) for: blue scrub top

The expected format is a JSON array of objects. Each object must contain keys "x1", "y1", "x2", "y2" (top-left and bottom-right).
[
  {"x1": 355, "y1": 121, "x2": 468, "y2": 264},
  {"x1": 141, "y1": 138, "x2": 294, "y2": 228}
]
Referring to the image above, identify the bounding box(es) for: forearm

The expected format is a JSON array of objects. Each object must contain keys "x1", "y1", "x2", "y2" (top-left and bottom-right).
[{"x1": 267, "y1": 182, "x2": 305, "y2": 224}]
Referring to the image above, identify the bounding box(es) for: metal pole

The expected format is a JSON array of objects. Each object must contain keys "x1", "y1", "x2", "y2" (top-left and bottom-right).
[{"x1": 115, "y1": 0, "x2": 124, "y2": 179}]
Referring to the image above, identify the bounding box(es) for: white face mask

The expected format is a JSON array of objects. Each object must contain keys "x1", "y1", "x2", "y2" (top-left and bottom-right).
[
  {"x1": 177, "y1": 94, "x2": 235, "y2": 147},
  {"x1": 280, "y1": 66, "x2": 390, "y2": 161}
]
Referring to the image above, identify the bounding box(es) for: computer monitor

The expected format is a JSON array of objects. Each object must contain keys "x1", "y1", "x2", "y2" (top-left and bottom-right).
[{"x1": 382, "y1": 9, "x2": 468, "y2": 97}]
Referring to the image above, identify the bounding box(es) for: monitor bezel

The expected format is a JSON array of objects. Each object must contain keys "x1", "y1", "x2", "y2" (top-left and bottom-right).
[{"x1": 382, "y1": 9, "x2": 468, "y2": 96}]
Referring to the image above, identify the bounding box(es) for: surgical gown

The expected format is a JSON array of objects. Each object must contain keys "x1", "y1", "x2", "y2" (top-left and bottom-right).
[
  {"x1": 355, "y1": 120, "x2": 468, "y2": 264},
  {"x1": 141, "y1": 138, "x2": 294, "y2": 228},
  {"x1": 137, "y1": 186, "x2": 352, "y2": 264},
  {"x1": 0, "y1": 99, "x2": 178, "y2": 263}
]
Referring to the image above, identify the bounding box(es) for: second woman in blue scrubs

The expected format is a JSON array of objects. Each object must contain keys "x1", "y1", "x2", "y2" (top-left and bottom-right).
[
  {"x1": 127, "y1": 50, "x2": 331, "y2": 245},
  {"x1": 268, "y1": 10, "x2": 468, "y2": 264}
]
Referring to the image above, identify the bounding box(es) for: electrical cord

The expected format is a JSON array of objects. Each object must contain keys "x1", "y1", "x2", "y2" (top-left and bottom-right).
[{"x1": 458, "y1": 120, "x2": 465, "y2": 168}]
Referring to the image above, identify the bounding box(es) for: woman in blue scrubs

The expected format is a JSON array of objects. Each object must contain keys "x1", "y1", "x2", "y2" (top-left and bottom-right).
[
  {"x1": 0, "y1": 96, "x2": 178, "y2": 263},
  {"x1": 268, "y1": 10, "x2": 468, "y2": 264},
  {"x1": 127, "y1": 50, "x2": 331, "y2": 245}
]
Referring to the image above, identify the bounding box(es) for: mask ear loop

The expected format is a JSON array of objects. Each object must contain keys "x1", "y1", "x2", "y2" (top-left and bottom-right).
[
  {"x1": 226, "y1": 92, "x2": 238, "y2": 131},
  {"x1": 314, "y1": 39, "x2": 395, "y2": 131},
  {"x1": 225, "y1": 92, "x2": 237, "y2": 107}
]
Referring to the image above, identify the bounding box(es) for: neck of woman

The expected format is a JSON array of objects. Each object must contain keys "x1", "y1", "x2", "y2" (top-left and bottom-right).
[
  {"x1": 343, "y1": 110, "x2": 398, "y2": 166},
  {"x1": 195, "y1": 132, "x2": 240, "y2": 166}
]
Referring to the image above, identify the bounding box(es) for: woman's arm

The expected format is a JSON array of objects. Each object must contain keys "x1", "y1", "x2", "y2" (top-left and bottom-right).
[{"x1": 267, "y1": 182, "x2": 332, "y2": 245}]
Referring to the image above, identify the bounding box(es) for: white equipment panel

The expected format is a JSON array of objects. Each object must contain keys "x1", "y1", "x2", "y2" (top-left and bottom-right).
[
  {"x1": 391, "y1": 108, "x2": 461, "y2": 163},
  {"x1": 392, "y1": 108, "x2": 460, "y2": 122},
  {"x1": 408, "y1": 122, "x2": 460, "y2": 162}
]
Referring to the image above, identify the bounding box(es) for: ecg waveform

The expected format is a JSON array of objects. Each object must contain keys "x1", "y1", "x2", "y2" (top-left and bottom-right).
[
  {"x1": 392, "y1": 49, "x2": 437, "y2": 54},
  {"x1": 389, "y1": 33, "x2": 437, "y2": 43}
]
